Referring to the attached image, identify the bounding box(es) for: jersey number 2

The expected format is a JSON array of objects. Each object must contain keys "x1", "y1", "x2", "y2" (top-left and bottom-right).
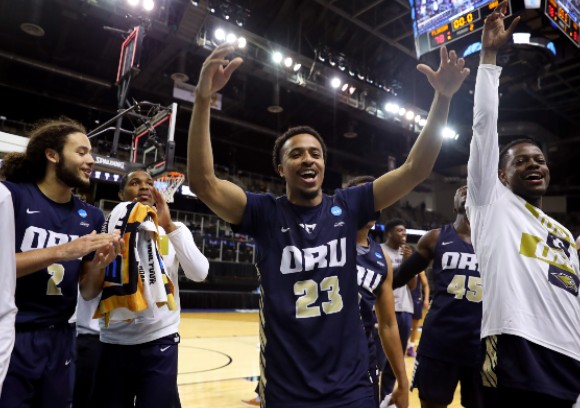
[{"x1": 294, "y1": 276, "x2": 344, "y2": 319}]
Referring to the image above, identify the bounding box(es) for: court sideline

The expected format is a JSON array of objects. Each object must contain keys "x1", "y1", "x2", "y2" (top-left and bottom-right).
[{"x1": 177, "y1": 311, "x2": 462, "y2": 407}]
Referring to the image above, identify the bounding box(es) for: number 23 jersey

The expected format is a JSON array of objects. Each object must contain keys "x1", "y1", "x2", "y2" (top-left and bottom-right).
[{"x1": 235, "y1": 183, "x2": 375, "y2": 407}]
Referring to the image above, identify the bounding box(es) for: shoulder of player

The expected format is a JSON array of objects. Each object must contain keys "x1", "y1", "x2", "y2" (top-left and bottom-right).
[{"x1": 418, "y1": 228, "x2": 441, "y2": 251}]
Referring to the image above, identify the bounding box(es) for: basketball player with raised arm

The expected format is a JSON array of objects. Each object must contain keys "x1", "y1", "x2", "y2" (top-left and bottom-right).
[
  {"x1": 467, "y1": 2, "x2": 580, "y2": 406},
  {"x1": 395, "y1": 185, "x2": 483, "y2": 408},
  {"x1": 188, "y1": 43, "x2": 469, "y2": 408},
  {"x1": 0, "y1": 118, "x2": 122, "y2": 408}
]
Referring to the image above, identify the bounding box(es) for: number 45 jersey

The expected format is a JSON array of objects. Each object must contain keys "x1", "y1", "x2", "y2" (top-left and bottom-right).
[
  {"x1": 234, "y1": 183, "x2": 375, "y2": 408},
  {"x1": 418, "y1": 224, "x2": 482, "y2": 366},
  {"x1": 2, "y1": 181, "x2": 105, "y2": 327}
]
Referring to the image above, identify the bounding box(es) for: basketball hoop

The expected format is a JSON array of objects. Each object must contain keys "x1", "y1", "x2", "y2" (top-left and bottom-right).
[{"x1": 154, "y1": 171, "x2": 185, "y2": 203}]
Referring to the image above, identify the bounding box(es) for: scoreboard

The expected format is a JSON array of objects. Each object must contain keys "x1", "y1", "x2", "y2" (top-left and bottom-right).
[
  {"x1": 545, "y1": 0, "x2": 580, "y2": 47},
  {"x1": 413, "y1": 1, "x2": 511, "y2": 57}
]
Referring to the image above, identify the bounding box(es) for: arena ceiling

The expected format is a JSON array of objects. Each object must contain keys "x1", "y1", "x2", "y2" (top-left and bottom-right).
[{"x1": 0, "y1": 0, "x2": 579, "y2": 194}]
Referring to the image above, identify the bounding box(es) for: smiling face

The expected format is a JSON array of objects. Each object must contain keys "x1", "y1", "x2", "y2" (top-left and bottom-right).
[
  {"x1": 499, "y1": 142, "x2": 550, "y2": 206},
  {"x1": 119, "y1": 169, "x2": 155, "y2": 205},
  {"x1": 54, "y1": 132, "x2": 94, "y2": 189},
  {"x1": 277, "y1": 133, "x2": 325, "y2": 205},
  {"x1": 387, "y1": 225, "x2": 407, "y2": 248}
]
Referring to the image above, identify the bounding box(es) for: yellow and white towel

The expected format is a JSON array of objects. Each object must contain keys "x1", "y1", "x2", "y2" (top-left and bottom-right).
[{"x1": 94, "y1": 201, "x2": 176, "y2": 327}]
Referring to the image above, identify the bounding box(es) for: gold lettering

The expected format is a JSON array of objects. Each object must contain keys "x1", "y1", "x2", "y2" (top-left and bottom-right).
[{"x1": 431, "y1": 24, "x2": 449, "y2": 36}]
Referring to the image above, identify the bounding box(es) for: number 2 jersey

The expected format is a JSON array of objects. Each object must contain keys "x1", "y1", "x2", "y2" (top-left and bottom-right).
[
  {"x1": 2, "y1": 181, "x2": 105, "y2": 327},
  {"x1": 234, "y1": 183, "x2": 375, "y2": 408},
  {"x1": 417, "y1": 224, "x2": 481, "y2": 366}
]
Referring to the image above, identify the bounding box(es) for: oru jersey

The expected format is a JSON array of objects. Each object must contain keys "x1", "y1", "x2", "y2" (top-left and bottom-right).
[
  {"x1": 2, "y1": 181, "x2": 105, "y2": 327},
  {"x1": 357, "y1": 238, "x2": 388, "y2": 367},
  {"x1": 466, "y1": 65, "x2": 580, "y2": 362},
  {"x1": 417, "y1": 224, "x2": 482, "y2": 366},
  {"x1": 235, "y1": 183, "x2": 375, "y2": 408}
]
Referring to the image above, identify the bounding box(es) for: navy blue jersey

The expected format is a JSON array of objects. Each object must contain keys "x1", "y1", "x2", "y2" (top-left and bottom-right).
[
  {"x1": 235, "y1": 183, "x2": 375, "y2": 407},
  {"x1": 357, "y1": 238, "x2": 388, "y2": 366},
  {"x1": 2, "y1": 181, "x2": 105, "y2": 327},
  {"x1": 418, "y1": 224, "x2": 482, "y2": 366}
]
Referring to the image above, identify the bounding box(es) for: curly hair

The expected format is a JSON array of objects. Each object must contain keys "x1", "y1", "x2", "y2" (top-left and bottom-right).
[
  {"x1": 271, "y1": 126, "x2": 327, "y2": 174},
  {"x1": 0, "y1": 117, "x2": 86, "y2": 183}
]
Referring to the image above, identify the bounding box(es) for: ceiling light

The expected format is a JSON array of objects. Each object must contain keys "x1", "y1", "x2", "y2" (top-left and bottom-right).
[
  {"x1": 405, "y1": 110, "x2": 415, "y2": 121},
  {"x1": 226, "y1": 33, "x2": 237, "y2": 43},
  {"x1": 341, "y1": 83, "x2": 349, "y2": 92},
  {"x1": 214, "y1": 28, "x2": 226, "y2": 42},
  {"x1": 143, "y1": 0, "x2": 154, "y2": 11},
  {"x1": 419, "y1": 118, "x2": 427, "y2": 127},
  {"x1": 237, "y1": 36, "x2": 247, "y2": 49},
  {"x1": 284, "y1": 57, "x2": 293, "y2": 68},
  {"x1": 127, "y1": 0, "x2": 139, "y2": 6},
  {"x1": 272, "y1": 51, "x2": 283, "y2": 64},
  {"x1": 330, "y1": 77, "x2": 341, "y2": 89},
  {"x1": 398, "y1": 107, "x2": 406, "y2": 116},
  {"x1": 292, "y1": 63, "x2": 302, "y2": 72},
  {"x1": 348, "y1": 86, "x2": 356, "y2": 95}
]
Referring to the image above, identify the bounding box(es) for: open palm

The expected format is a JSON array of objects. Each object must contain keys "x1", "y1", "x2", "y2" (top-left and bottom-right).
[
  {"x1": 417, "y1": 46, "x2": 470, "y2": 98},
  {"x1": 196, "y1": 44, "x2": 243, "y2": 99}
]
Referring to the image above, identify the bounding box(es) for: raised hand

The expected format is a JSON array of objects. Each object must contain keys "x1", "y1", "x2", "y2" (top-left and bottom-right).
[
  {"x1": 149, "y1": 185, "x2": 176, "y2": 233},
  {"x1": 195, "y1": 43, "x2": 243, "y2": 99},
  {"x1": 417, "y1": 46, "x2": 470, "y2": 98},
  {"x1": 482, "y1": 0, "x2": 520, "y2": 52}
]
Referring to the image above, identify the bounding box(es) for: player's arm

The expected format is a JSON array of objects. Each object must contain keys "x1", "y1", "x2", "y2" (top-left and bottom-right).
[
  {"x1": 393, "y1": 229, "x2": 439, "y2": 288},
  {"x1": 187, "y1": 44, "x2": 247, "y2": 225},
  {"x1": 79, "y1": 232, "x2": 124, "y2": 301},
  {"x1": 167, "y1": 223, "x2": 209, "y2": 282},
  {"x1": 468, "y1": 1, "x2": 519, "y2": 204},
  {"x1": 15, "y1": 231, "x2": 121, "y2": 278},
  {"x1": 375, "y1": 253, "x2": 409, "y2": 408},
  {"x1": 372, "y1": 45, "x2": 470, "y2": 211}
]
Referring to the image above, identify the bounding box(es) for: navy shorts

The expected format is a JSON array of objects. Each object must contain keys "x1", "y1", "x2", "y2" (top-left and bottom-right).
[
  {"x1": 0, "y1": 323, "x2": 75, "y2": 408},
  {"x1": 94, "y1": 333, "x2": 181, "y2": 408},
  {"x1": 482, "y1": 335, "x2": 580, "y2": 404},
  {"x1": 411, "y1": 354, "x2": 484, "y2": 407},
  {"x1": 411, "y1": 297, "x2": 423, "y2": 320}
]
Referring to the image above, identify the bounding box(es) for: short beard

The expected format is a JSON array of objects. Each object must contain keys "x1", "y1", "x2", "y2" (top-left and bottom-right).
[
  {"x1": 56, "y1": 160, "x2": 90, "y2": 189},
  {"x1": 299, "y1": 188, "x2": 320, "y2": 201}
]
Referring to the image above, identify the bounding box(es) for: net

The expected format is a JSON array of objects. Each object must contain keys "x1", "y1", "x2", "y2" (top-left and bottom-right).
[{"x1": 154, "y1": 171, "x2": 185, "y2": 203}]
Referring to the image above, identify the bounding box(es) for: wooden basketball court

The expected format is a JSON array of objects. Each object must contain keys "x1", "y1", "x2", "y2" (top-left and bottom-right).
[{"x1": 177, "y1": 311, "x2": 462, "y2": 407}]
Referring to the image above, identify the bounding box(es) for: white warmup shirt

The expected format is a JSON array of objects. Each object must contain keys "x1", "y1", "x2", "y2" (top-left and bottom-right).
[
  {"x1": 466, "y1": 65, "x2": 580, "y2": 362},
  {"x1": 0, "y1": 184, "x2": 17, "y2": 396}
]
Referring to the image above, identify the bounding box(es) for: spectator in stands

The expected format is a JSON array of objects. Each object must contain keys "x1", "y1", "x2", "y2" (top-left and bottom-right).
[{"x1": 188, "y1": 42, "x2": 469, "y2": 408}]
